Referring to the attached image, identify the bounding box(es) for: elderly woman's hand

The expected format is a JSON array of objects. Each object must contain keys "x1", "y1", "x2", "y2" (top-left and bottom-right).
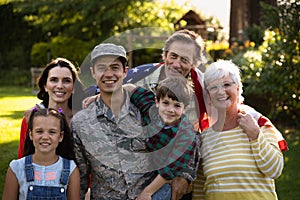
[{"x1": 237, "y1": 111, "x2": 260, "y2": 141}]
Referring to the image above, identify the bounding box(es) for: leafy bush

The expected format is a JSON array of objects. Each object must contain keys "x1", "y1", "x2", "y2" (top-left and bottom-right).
[
  {"x1": 31, "y1": 36, "x2": 91, "y2": 68},
  {"x1": 226, "y1": 46, "x2": 271, "y2": 116},
  {"x1": 255, "y1": 1, "x2": 300, "y2": 126},
  {"x1": 216, "y1": 1, "x2": 299, "y2": 127},
  {"x1": 31, "y1": 42, "x2": 49, "y2": 68},
  {"x1": 0, "y1": 68, "x2": 31, "y2": 86}
]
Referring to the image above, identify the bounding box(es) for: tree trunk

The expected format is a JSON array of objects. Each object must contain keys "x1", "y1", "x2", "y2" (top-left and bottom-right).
[
  {"x1": 229, "y1": 0, "x2": 247, "y2": 46},
  {"x1": 229, "y1": 0, "x2": 277, "y2": 46}
]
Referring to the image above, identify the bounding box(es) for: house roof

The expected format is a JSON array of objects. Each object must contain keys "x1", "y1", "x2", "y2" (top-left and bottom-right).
[{"x1": 175, "y1": 10, "x2": 206, "y2": 26}]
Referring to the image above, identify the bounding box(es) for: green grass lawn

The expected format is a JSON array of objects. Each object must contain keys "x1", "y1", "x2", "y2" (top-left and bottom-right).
[
  {"x1": 0, "y1": 86, "x2": 39, "y2": 198},
  {"x1": 275, "y1": 131, "x2": 300, "y2": 199},
  {"x1": 0, "y1": 86, "x2": 299, "y2": 199}
]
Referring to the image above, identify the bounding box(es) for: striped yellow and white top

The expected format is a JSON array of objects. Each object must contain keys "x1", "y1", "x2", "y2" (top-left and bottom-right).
[{"x1": 193, "y1": 126, "x2": 284, "y2": 200}]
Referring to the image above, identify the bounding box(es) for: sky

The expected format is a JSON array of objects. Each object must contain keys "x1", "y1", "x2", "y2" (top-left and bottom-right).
[{"x1": 160, "y1": 0, "x2": 231, "y2": 37}]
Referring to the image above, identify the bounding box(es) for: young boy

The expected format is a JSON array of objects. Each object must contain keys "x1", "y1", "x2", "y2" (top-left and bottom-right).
[{"x1": 128, "y1": 76, "x2": 200, "y2": 199}]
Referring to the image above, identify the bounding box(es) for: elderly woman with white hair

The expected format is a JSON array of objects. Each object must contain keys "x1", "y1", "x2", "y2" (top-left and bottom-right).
[{"x1": 197, "y1": 60, "x2": 285, "y2": 200}]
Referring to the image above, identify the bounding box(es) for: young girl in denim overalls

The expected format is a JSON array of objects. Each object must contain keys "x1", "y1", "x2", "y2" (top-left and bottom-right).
[{"x1": 2, "y1": 108, "x2": 80, "y2": 200}]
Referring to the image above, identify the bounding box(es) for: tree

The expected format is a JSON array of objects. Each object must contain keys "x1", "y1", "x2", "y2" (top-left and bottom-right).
[
  {"x1": 259, "y1": 0, "x2": 300, "y2": 126},
  {"x1": 229, "y1": 0, "x2": 247, "y2": 45},
  {"x1": 245, "y1": 0, "x2": 300, "y2": 126},
  {"x1": 229, "y1": 0, "x2": 277, "y2": 46},
  {"x1": 0, "y1": 0, "x2": 193, "y2": 85},
  {"x1": 0, "y1": 3, "x2": 42, "y2": 70},
  {"x1": 3, "y1": 0, "x2": 189, "y2": 69}
]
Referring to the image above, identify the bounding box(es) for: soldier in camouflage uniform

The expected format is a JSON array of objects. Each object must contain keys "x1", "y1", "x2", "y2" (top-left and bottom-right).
[{"x1": 71, "y1": 43, "x2": 174, "y2": 199}]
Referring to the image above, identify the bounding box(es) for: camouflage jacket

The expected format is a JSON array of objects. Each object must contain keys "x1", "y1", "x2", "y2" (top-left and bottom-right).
[{"x1": 71, "y1": 91, "x2": 156, "y2": 200}]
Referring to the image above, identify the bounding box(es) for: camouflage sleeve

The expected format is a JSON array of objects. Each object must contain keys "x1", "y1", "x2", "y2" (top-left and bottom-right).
[{"x1": 71, "y1": 121, "x2": 90, "y2": 199}]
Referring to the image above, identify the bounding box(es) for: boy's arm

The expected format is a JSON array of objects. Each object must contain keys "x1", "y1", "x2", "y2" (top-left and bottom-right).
[
  {"x1": 169, "y1": 115, "x2": 200, "y2": 182},
  {"x1": 130, "y1": 86, "x2": 155, "y2": 125},
  {"x1": 136, "y1": 174, "x2": 169, "y2": 200},
  {"x1": 158, "y1": 134, "x2": 199, "y2": 184},
  {"x1": 170, "y1": 116, "x2": 201, "y2": 199},
  {"x1": 147, "y1": 115, "x2": 199, "y2": 199}
]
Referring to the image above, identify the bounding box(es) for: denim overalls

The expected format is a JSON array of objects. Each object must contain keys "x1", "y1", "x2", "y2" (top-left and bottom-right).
[{"x1": 25, "y1": 155, "x2": 70, "y2": 200}]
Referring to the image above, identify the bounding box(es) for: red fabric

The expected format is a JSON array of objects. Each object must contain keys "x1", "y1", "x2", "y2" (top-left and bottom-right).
[
  {"x1": 257, "y1": 115, "x2": 272, "y2": 127},
  {"x1": 258, "y1": 116, "x2": 289, "y2": 152},
  {"x1": 278, "y1": 140, "x2": 288, "y2": 152},
  {"x1": 18, "y1": 116, "x2": 28, "y2": 158},
  {"x1": 190, "y1": 68, "x2": 209, "y2": 131}
]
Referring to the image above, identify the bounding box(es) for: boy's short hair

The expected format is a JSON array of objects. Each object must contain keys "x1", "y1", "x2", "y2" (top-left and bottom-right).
[{"x1": 156, "y1": 76, "x2": 193, "y2": 107}]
